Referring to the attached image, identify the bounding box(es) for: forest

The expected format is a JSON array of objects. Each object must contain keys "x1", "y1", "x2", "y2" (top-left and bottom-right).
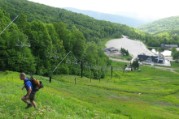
[
  {"x1": 139, "y1": 16, "x2": 179, "y2": 48},
  {"x1": 0, "y1": 0, "x2": 164, "y2": 78},
  {"x1": 139, "y1": 16, "x2": 179, "y2": 34}
]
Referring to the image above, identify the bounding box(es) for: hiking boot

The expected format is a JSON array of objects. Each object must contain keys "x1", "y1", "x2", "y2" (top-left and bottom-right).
[
  {"x1": 33, "y1": 105, "x2": 37, "y2": 109},
  {"x1": 25, "y1": 104, "x2": 32, "y2": 109}
]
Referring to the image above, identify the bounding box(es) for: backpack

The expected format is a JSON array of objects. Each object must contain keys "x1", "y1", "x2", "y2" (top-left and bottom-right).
[{"x1": 30, "y1": 77, "x2": 44, "y2": 91}]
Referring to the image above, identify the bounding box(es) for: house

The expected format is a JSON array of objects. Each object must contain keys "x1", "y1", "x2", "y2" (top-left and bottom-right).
[
  {"x1": 161, "y1": 44, "x2": 178, "y2": 49},
  {"x1": 138, "y1": 54, "x2": 150, "y2": 62},
  {"x1": 104, "y1": 47, "x2": 119, "y2": 53},
  {"x1": 152, "y1": 54, "x2": 165, "y2": 64},
  {"x1": 176, "y1": 48, "x2": 179, "y2": 51},
  {"x1": 161, "y1": 50, "x2": 172, "y2": 57},
  {"x1": 138, "y1": 54, "x2": 165, "y2": 64}
]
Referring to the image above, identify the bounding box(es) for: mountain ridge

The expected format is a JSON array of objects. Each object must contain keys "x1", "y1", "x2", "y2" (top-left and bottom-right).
[
  {"x1": 66, "y1": 7, "x2": 147, "y2": 27},
  {"x1": 139, "y1": 16, "x2": 179, "y2": 34}
]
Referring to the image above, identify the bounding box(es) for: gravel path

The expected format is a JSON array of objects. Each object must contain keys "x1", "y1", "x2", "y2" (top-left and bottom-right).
[{"x1": 106, "y1": 36, "x2": 155, "y2": 57}]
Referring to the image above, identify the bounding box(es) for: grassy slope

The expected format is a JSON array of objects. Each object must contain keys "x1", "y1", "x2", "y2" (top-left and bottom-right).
[{"x1": 0, "y1": 65, "x2": 179, "y2": 119}]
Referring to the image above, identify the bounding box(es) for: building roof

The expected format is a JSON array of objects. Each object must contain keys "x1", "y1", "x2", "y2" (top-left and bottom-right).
[{"x1": 161, "y1": 50, "x2": 172, "y2": 57}]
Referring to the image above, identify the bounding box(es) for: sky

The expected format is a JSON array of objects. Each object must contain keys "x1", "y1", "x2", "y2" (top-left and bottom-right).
[{"x1": 28, "y1": 0, "x2": 179, "y2": 21}]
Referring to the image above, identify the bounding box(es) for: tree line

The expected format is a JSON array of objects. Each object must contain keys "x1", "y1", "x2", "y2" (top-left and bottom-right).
[
  {"x1": 0, "y1": 9, "x2": 109, "y2": 78},
  {"x1": 0, "y1": 0, "x2": 158, "y2": 78}
]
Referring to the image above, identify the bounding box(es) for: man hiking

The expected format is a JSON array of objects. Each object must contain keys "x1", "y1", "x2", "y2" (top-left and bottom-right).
[{"x1": 20, "y1": 73, "x2": 37, "y2": 109}]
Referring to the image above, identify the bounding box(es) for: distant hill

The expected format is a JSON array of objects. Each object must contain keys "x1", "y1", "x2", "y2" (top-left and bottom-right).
[
  {"x1": 66, "y1": 8, "x2": 146, "y2": 27},
  {"x1": 139, "y1": 16, "x2": 179, "y2": 34}
]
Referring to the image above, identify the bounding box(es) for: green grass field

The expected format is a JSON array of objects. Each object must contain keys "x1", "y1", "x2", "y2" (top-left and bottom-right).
[{"x1": 0, "y1": 65, "x2": 179, "y2": 119}]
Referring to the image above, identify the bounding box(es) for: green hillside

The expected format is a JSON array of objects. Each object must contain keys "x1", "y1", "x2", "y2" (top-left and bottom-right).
[
  {"x1": 0, "y1": 0, "x2": 144, "y2": 40},
  {"x1": 0, "y1": 0, "x2": 151, "y2": 77},
  {"x1": 139, "y1": 16, "x2": 179, "y2": 34},
  {"x1": 1, "y1": 65, "x2": 179, "y2": 118},
  {"x1": 0, "y1": 0, "x2": 179, "y2": 118},
  {"x1": 138, "y1": 16, "x2": 179, "y2": 48}
]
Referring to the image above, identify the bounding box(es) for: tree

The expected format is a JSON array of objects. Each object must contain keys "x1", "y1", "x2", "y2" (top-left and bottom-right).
[
  {"x1": 131, "y1": 59, "x2": 139, "y2": 70},
  {"x1": 172, "y1": 48, "x2": 179, "y2": 61},
  {"x1": 120, "y1": 48, "x2": 129, "y2": 56},
  {"x1": 85, "y1": 42, "x2": 98, "y2": 65},
  {"x1": 29, "y1": 21, "x2": 53, "y2": 74},
  {"x1": 70, "y1": 26, "x2": 86, "y2": 59},
  {"x1": 15, "y1": 13, "x2": 28, "y2": 32},
  {"x1": 173, "y1": 52, "x2": 179, "y2": 60},
  {"x1": 53, "y1": 22, "x2": 72, "y2": 52}
]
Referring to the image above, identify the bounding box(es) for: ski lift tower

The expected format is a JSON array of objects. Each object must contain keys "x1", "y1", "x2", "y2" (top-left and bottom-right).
[{"x1": 15, "y1": 38, "x2": 31, "y2": 71}]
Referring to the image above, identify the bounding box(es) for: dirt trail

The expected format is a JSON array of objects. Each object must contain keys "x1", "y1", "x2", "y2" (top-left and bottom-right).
[
  {"x1": 153, "y1": 66, "x2": 179, "y2": 74},
  {"x1": 109, "y1": 57, "x2": 130, "y2": 63}
]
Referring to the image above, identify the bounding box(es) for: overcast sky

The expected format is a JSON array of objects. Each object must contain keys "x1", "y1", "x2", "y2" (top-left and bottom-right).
[{"x1": 28, "y1": 0, "x2": 179, "y2": 21}]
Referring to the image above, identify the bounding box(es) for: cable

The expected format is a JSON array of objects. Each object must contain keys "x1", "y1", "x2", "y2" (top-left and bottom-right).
[
  {"x1": 0, "y1": 15, "x2": 19, "y2": 36},
  {"x1": 52, "y1": 51, "x2": 71, "y2": 73}
]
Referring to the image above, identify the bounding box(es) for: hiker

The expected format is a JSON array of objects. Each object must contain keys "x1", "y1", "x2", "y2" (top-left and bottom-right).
[{"x1": 20, "y1": 73, "x2": 37, "y2": 109}]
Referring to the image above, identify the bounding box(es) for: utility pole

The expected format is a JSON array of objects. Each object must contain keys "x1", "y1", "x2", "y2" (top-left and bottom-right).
[
  {"x1": 16, "y1": 38, "x2": 31, "y2": 48},
  {"x1": 16, "y1": 38, "x2": 31, "y2": 72},
  {"x1": 49, "y1": 51, "x2": 71, "y2": 83},
  {"x1": 80, "y1": 59, "x2": 84, "y2": 78},
  {"x1": 111, "y1": 66, "x2": 113, "y2": 80}
]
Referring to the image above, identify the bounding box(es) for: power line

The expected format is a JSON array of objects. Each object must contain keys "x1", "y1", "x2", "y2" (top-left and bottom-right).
[
  {"x1": 0, "y1": 15, "x2": 19, "y2": 36},
  {"x1": 16, "y1": 38, "x2": 31, "y2": 48},
  {"x1": 52, "y1": 51, "x2": 71, "y2": 73}
]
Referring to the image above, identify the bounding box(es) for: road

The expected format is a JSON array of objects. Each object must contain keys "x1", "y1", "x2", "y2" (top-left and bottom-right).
[
  {"x1": 109, "y1": 57, "x2": 130, "y2": 63},
  {"x1": 109, "y1": 57, "x2": 179, "y2": 74}
]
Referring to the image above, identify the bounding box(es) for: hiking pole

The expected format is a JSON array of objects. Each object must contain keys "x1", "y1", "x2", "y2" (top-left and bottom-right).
[
  {"x1": 0, "y1": 15, "x2": 19, "y2": 36},
  {"x1": 52, "y1": 51, "x2": 72, "y2": 73}
]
